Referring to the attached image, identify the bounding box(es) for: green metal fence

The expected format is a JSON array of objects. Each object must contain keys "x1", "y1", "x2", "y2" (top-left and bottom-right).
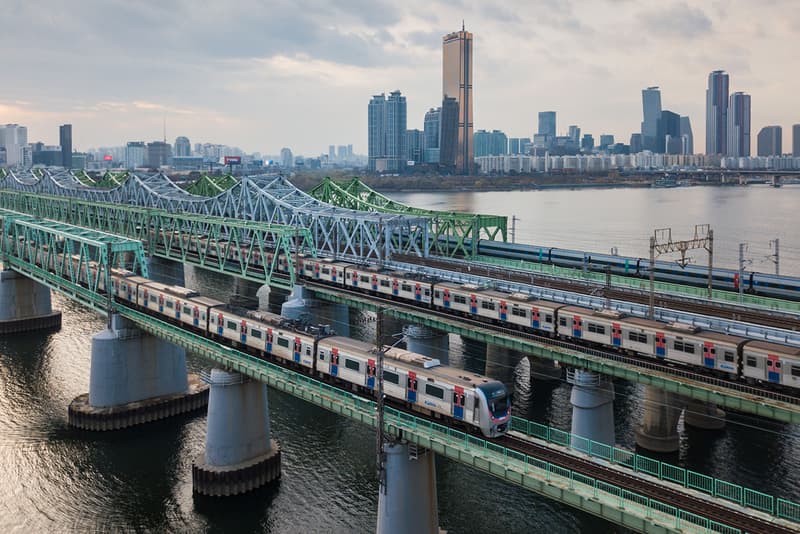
[{"x1": 510, "y1": 416, "x2": 800, "y2": 522}]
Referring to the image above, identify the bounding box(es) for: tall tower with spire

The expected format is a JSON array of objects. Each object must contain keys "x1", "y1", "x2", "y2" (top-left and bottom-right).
[{"x1": 440, "y1": 25, "x2": 473, "y2": 174}]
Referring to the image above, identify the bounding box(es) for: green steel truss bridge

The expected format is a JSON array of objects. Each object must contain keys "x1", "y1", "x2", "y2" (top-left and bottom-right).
[
  {"x1": 309, "y1": 177, "x2": 508, "y2": 258},
  {"x1": 1, "y1": 169, "x2": 428, "y2": 261},
  {"x1": 2, "y1": 208, "x2": 798, "y2": 534},
  {"x1": 185, "y1": 173, "x2": 239, "y2": 197}
]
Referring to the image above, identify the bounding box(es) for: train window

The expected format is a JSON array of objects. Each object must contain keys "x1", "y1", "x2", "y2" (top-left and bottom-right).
[
  {"x1": 454, "y1": 295, "x2": 467, "y2": 304},
  {"x1": 434, "y1": 290, "x2": 441, "y2": 299},
  {"x1": 545, "y1": 315, "x2": 553, "y2": 323},
  {"x1": 792, "y1": 366, "x2": 800, "y2": 378},
  {"x1": 673, "y1": 341, "x2": 695, "y2": 354},
  {"x1": 559, "y1": 317, "x2": 567, "y2": 327},
  {"x1": 481, "y1": 301, "x2": 495, "y2": 311},
  {"x1": 775, "y1": 361, "x2": 782, "y2": 369},
  {"x1": 322, "y1": 268, "x2": 330, "y2": 275},
  {"x1": 512, "y1": 307, "x2": 527, "y2": 317},
  {"x1": 383, "y1": 370, "x2": 400, "y2": 384},
  {"x1": 304, "y1": 264, "x2": 313, "y2": 271},
  {"x1": 724, "y1": 351, "x2": 735, "y2": 362},
  {"x1": 306, "y1": 346, "x2": 312, "y2": 356},
  {"x1": 226, "y1": 320, "x2": 237, "y2": 330},
  {"x1": 166, "y1": 301, "x2": 174, "y2": 309},
  {"x1": 402, "y1": 283, "x2": 412, "y2": 292},
  {"x1": 251, "y1": 329, "x2": 262, "y2": 339},
  {"x1": 423, "y1": 289, "x2": 430, "y2": 296},
  {"x1": 150, "y1": 295, "x2": 158, "y2": 303},
  {"x1": 587, "y1": 323, "x2": 605, "y2": 335},
  {"x1": 628, "y1": 332, "x2": 648, "y2": 344},
  {"x1": 380, "y1": 280, "x2": 390, "y2": 288},
  {"x1": 360, "y1": 275, "x2": 370, "y2": 283},
  {"x1": 746, "y1": 356, "x2": 757, "y2": 367},
  {"x1": 183, "y1": 306, "x2": 191, "y2": 315},
  {"x1": 319, "y1": 352, "x2": 326, "y2": 361},
  {"x1": 425, "y1": 384, "x2": 444, "y2": 400},
  {"x1": 344, "y1": 358, "x2": 361, "y2": 372},
  {"x1": 277, "y1": 337, "x2": 290, "y2": 348}
]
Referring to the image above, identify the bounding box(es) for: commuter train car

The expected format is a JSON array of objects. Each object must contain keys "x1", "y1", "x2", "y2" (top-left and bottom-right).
[{"x1": 741, "y1": 341, "x2": 800, "y2": 387}]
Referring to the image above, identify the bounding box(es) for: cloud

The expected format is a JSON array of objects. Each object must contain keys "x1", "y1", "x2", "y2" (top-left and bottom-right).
[{"x1": 637, "y1": 2, "x2": 713, "y2": 39}]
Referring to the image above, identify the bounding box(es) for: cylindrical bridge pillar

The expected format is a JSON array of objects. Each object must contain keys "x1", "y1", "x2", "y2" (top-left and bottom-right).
[
  {"x1": 0, "y1": 269, "x2": 62, "y2": 334},
  {"x1": 376, "y1": 442, "x2": 439, "y2": 534},
  {"x1": 635, "y1": 385, "x2": 686, "y2": 453},
  {"x1": 683, "y1": 399, "x2": 726, "y2": 430},
  {"x1": 192, "y1": 369, "x2": 281, "y2": 496},
  {"x1": 568, "y1": 369, "x2": 615, "y2": 449},
  {"x1": 403, "y1": 324, "x2": 449, "y2": 363}
]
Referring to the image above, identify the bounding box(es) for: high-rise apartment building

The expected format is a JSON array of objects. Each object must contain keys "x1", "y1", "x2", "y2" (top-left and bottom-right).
[
  {"x1": 757, "y1": 126, "x2": 782, "y2": 156},
  {"x1": 367, "y1": 91, "x2": 406, "y2": 172},
  {"x1": 705, "y1": 70, "x2": 729, "y2": 155},
  {"x1": 405, "y1": 129, "x2": 424, "y2": 163},
  {"x1": 174, "y1": 136, "x2": 191, "y2": 157},
  {"x1": 59, "y1": 124, "x2": 72, "y2": 168},
  {"x1": 423, "y1": 108, "x2": 441, "y2": 150},
  {"x1": 442, "y1": 25, "x2": 473, "y2": 174},
  {"x1": 793, "y1": 124, "x2": 800, "y2": 157},
  {"x1": 280, "y1": 147, "x2": 293, "y2": 168},
  {"x1": 146, "y1": 141, "x2": 172, "y2": 168},
  {"x1": 641, "y1": 87, "x2": 662, "y2": 152},
  {"x1": 0, "y1": 124, "x2": 28, "y2": 167},
  {"x1": 727, "y1": 92, "x2": 751, "y2": 157},
  {"x1": 679, "y1": 116, "x2": 694, "y2": 155},
  {"x1": 125, "y1": 141, "x2": 146, "y2": 169},
  {"x1": 474, "y1": 130, "x2": 508, "y2": 157}
]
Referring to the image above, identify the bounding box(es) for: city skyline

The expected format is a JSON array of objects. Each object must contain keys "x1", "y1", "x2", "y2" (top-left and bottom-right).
[{"x1": 1, "y1": 1, "x2": 798, "y2": 155}]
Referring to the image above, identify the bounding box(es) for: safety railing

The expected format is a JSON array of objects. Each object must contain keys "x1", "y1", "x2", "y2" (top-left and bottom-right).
[{"x1": 510, "y1": 417, "x2": 800, "y2": 523}]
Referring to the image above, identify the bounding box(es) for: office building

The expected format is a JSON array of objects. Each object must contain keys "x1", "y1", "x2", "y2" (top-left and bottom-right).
[
  {"x1": 508, "y1": 138, "x2": 521, "y2": 155},
  {"x1": 423, "y1": 107, "x2": 441, "y2": 151},
  {"x1": 538, "y1": 111, "x2": 556, "y2": 138},
  {"x1": 439, "y1": 96, "x2": 459, "y2": 170},
  {"x1": 59, "y1": 124, "x2": 72, "y2": 168},
  {"x1": 793, "y1": 124, "x2": 800, "y2": 157},
  {"x1": 641, "y1": 87, "x2": 662, "y2": 152},
  {"x1": 32, "y1": 144, "x2": 62, "y2": 166},
  {"x1": 337, "y1": 145, "x2": 347, "y2": 162},
  {"x1": 757, "y1": 126, "x2": 782, "y2": 157},
  {"x1": 125, "y1": 142, "x2": 146, "y2": 169},
  {"x1": 599, "y1": 134, "x2": 615, "y2": 150},
  {"x1": 629, "y1": 133, "x2": 642, "y2": 154},
  {"x1": 174, "y1": 136, "x2": 191, "y2": 157},
  {"x1": 367, "y1": 90, "x2": 406, "y2": 172},
  {"x1": 405, "y1": 129, "x2": 424, "y2": 163},
  {"x1": 706, "y1": 70, "x2": 729, "y2": 155},
  {"x1": 0, "y1": 124, "x2": 28, "y2": 167},
  {"x1": 680, "y1": 116, "x2": 694, "y2": 155},
  {"x1": 568, "y1": 125, "x2": 580, "y2": 145},
  {"x1": 474, "y1": 130, "x2": 508, "y2": 157},
  {"x1": 727, "y1": 92, "x2": 751, "y2": 157},
  {"x1": 442, "y1": 25, "x2": 473, "y2": 174},
  {"x1": 581, "y1": 134, "x2": 594, "y2": 152},
  {"x1": 280, "y1": 147, "x2": 293, "y2": 168},
  {"x1": 659, "y1": 110, "x2": 681, "y2": 154},
  {"x1": 146, "y1": 141, "x2": 171, "y2": 168}
]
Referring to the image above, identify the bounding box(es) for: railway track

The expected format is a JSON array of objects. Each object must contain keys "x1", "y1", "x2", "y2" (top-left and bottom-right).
[{"x1": 393, "y1": 254, "x2": 800, "y2": 331}]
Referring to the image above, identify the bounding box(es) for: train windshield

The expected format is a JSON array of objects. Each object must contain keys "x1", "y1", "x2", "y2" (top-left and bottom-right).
[{"x1": 478, "y1": 382, "x2": 510, "y2": 418}]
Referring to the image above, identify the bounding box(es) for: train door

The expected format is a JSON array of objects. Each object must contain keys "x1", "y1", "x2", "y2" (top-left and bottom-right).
[
  {"x1": 217, "y1": 313, "x2": 224, "y2": 336},
  {"x1": 612, "y1": 323, "x2": 622, "y2": 347},
  {"x1": 331, "y1": 266, "x2": 338, "y2": 283},
  {"x1": 392, "y1": 279, "x2": 399, "y2": 297},
  {"x1": 531, "y1": 307, "x2": 540, "y2": 329},
  {"x1": 330, "y1": 347, "x2": 339, "y2": 376},
  {"x1": 453, "y1": 386, "x2": 465, "y2": 420},
  {"x1": 253, "y1": 250, "x2": 261, "y2": 266},
  {"x1": 703, "y1": 341, "x2": 715, "y2": 369},
  {"x1": 143, "y1": 288, "x2": 149, "y2": 308},
  {"x1": 470, "y1": 294, "x2": 478, "y2": 314},
  {"x1": 414, "y1": 283, "x2": 422, "y2": 301},
  {"x1": 372, "y1": 274, "x2": 379, "y2": 292},
  {"x1": 127, "y1": 283, "x2": 134, "y2": 301},
  {"x1": 367, "y1": 359, "x2": 376, "y2": 389},
  {"x1": 266, "y1": 328, "x2": 273, "y2": 353},
  {"x1": 443, "y1": 288, "x2": 451, "y2": 308},
  {"x1": 733, "y1": 273, "x2": 740, "y2": 291},
  {"x1": 767, "y1": 354, "x2": 781, "y2": 383},
  {"x1": 293, "y1": 337, "x2": 302, "y2": 363},
  {"x1": 572, "y1": 315, "x2": 582, "y2": 338},
  {"x1": 193, "y1": 306, "x2": 200, "y2": 327},
  {"x1": 655, "y1": 332, "x2": 666, "y2": 358},
  {"x1": 314, "y1": 262, "x2": 320, "y2": 280},
  {"x1": 173, "y1": 300, "x2": 180, "y2": 320},
  {"x1": 351, "y1": 270, "x2": 358, "y2": 287},
  {"x1": 240, "y1": 320, "x2": 248, "y2": 344},
  {"x1": 158, "y1": 293, "x2": 164, "y2": 313},
  {"x1": 499, "y1": 301, "x2": 507, "y2": 321},
  {"x1": 407, "y1": 371, "x2": 417, "y2": 402}
]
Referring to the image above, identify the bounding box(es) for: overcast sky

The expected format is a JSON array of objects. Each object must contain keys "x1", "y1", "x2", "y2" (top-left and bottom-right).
[{"x1": 2, "y1": 0, "x2": 797, "y2": 155}]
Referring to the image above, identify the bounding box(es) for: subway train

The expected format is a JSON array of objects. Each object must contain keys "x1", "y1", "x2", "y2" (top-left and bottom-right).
[
  {"x1": 34, "y1": 248, "x2": 513, "y2": 439},
  {"x1": 477, "y1": 240, "x2": 800, "y2": 301}
]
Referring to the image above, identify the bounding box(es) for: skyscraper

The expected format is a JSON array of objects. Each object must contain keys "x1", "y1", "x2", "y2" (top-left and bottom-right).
[
  {"x1": 439, "y1": 96, "x2": 459, "y2": 169},
  {"x1": 538, "y1": 111, "x2": 556, "y2": 138},
  {"x1": 727, "y1": 92, "x2": 751, "y2": 157},
  {"x1": 568, "y1": 125, "x2": 580, "y2": 145},
  {"x1": 629, "y1": 133, "x2": 642, "y2": 154},
  {"x1": 641, "y1": 87, "x2": 662, "y2": 152},
  {"x1": 659, "y1": 110, "x2": 681, "y2": 154},
  {"x1": 705, "y1": 70, "x2": 729, "y2": 155},
  {"x1": 59, "y1": 124, "x2": 72, "y2": 168},
  {"x1": 423, "y1": 107, "x2": 441, "y2": 150},
  {"x1": 125, "y1": 141, "x2": 146, "y2": 169},
  {"x1": 442, "y1": 25, "x2": 473, "y2": 174},
  {"x1": 0, "y1": 124, "x2": 27, "y2": 167},
  {"x1": 368, "y1": 94, "x2": 387, "y2": 171},
  {"x1": 146, "y1": 141, "x2": 171, "y2": 168},
  {"x1": 280, "y1": 147, "x2": 293, "y2": 168},
  {"x1": 679, "y1": 116, "x2": 694, "y2": 155},
  {"x1": 757, "y1": 126, "x2": 782, "y2": 156},
  {"x1": 404, "y1": 129, "x2": 424, "y2": 163},
  {"x1": 793, "y1": 124, "x2": 800, "y2": 157},
  {"x1": 174, "y1": 136, "x2": 191, "y2": 157},
  {"x1": 367, "y1": 90, "x2": 407, "y2": 172}
]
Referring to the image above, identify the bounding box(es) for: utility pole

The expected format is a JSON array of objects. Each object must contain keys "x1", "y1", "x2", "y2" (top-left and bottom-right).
[
  {"x1": 511, "y1": 215, "x2": 519, "y2": 244},
  {"x1": 739, "y1": 243, "x2": 747, "y2": 303},
  {"x1": 605, "y1": 265, "x2": 611, "y2": 310},
  {"x1": 105, "y1": 242, "x2": 113, "y2": 330},
  {"x1": 770, "y1": 238, "x2": 780, "y2": 276},
  {"x1": 375, "y1": 307, "x2": 387, "y2": 495}
]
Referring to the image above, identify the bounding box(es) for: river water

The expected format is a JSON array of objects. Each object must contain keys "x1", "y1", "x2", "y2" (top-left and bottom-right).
[{"x1": 1, "y1": 184, "x2": 798, "y2": 533}]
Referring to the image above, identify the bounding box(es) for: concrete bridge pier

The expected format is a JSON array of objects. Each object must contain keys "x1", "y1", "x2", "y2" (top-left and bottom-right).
[
  {"x1": 635, "y1": 386, "x2": 686, "y2": 453},
  {"x1": 402, "y1": 324, "x2": 449, "y2": 363},
  {"x1": 147, "y1": 256, "x2": 186, "y2": 286},
  {"x1": 256, "y1": 284, "x2": 271, "y2": 311},
  {"x1": 484, "y1": 344, "x2": 520, "y2": 386},
  {"x1": 280, "y1": 284, "x2": 316, "y2": 324},
  {"x1": 0, "y1": 269, "x2": 62, "y2": 334},
  {"x1": 230, "y1": 277, "x2": 262, "y2": 308},
  {"x1": 68, "y1": 314, "x2": 208, "y2": 430},
  {"x1": 193, "y1": 369, "x2": 281, "y2": 496},
  {"x1": 568, "y1": 369, "x2": 615, "y2": 449},
  {"x1": 376, "y1": 442, "x2": 438, "y2": 534},
  {"x1": 683, "y1": 399, "x2": 726, "y2": 431},
  {"x1": 528, "y1": 357, "x2": 563, "y2": 381}
]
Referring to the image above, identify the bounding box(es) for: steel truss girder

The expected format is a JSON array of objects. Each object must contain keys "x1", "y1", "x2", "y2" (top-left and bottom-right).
[
  {"x1": 308, "y1": 177, "x2": 508, "y2": 258},
  {"x1": 2, "y1": 169, "x2": 429, "y2": 261},
  {"x1": 0, "y1": 208, "x2": 149, "y2": 292},
  {"x1": 0, "y1": 190, "x2": 314, "y2": 290},
  {"x1": 186, "y1": 174, "x2": 238, "y2": 197}
]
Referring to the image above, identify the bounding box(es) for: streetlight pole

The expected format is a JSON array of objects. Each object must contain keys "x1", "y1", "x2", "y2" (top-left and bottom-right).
[{"x1": 375, "y1": 307, "x2": 387, "y2": 495}]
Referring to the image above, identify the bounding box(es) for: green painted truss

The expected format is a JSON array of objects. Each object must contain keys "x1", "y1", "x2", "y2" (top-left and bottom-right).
[
  {"x1": 309, "y1": 177, "x2": 508, "y2": 257},
  {"x1": 186, "y1": 174, "x2": 239, "y2": 197}
]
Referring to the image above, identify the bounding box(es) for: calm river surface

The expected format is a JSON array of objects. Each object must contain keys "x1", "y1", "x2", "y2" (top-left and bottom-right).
[{"x1": 1, "y1": 184, "x2": 798, "y2": 533}]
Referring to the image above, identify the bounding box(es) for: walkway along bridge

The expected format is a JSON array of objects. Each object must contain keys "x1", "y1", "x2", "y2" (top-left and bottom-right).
[{"x1": 1, "y1": 207, "x2": 798, "y2": 533}]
